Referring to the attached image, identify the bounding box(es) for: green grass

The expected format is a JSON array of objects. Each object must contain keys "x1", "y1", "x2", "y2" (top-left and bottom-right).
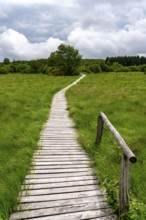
[
  {"x1": 0, "y1": 73, "x2": 78, "y2": 220},
  {"x1": 66, "y1": 72, "x2": 146, "y2": 219}
]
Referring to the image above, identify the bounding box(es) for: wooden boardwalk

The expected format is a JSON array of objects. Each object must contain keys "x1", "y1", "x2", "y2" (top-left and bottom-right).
[{"x1": 9, "y1": 75, "x2": 117, "y2": 220}]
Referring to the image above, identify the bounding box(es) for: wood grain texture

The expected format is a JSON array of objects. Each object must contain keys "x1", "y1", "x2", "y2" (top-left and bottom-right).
[{"x1": 9, "y1": 75, "x2": 117, "y2": 220}]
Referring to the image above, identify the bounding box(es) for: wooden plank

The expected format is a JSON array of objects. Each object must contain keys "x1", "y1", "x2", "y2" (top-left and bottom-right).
[
  {"x1": 30, "y1": 167, "x2": 91, "y2": 174},
  {"x1": 39, "y1": 145, "x2": 80, "y2": 147},
  {"x1": 39, "y1": 141, "x2": 79, "y2": 143},
  {"x1": 33, "y1": 158, "x2": 88, "y2": 162},
  {"x1": 33, "y1": 155, "x2": 88, "y2": 159},
  {"x1": 89, "y1": 216, "x2": 117, "y2": 220},
  {"x1": 26, "y1": 171, "x2": 92, "y2": 179},
  {"x1": 20, "y1": 184, "x2": 101, "y2": 196},
  {"x1": 19, "y1": 190, "x2": 106, "y2": 203},
  {"x1": 32, "y1": 161, "x2": 89, "y2": 166},
  {"x1": 34, "y1": 152, "x2": 85, "y2": 156},
  {"x1": 10, "y1": 202, "x2": 111, "y2": 220},
  {"x1": 22, "y1": 179, "x2": 99, "y2": 190},
  {"x1": 14, "y1": 209, "x2": 115, "y2": 220},
  {"x1": 30, "y1": 164, "x2": 89, "y2": 169},
  {"x1": 34, "y1": 150, "x2": 84, "y2": 154},
  {"x1": 24, "y1": 175, "x2": 97, "y2": 184},
  {"x1": 17, "y1": 196, "x2": 106, "y2": 211}
]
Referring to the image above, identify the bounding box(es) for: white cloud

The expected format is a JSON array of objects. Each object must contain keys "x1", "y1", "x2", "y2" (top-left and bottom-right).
[
  {"x1": 0, "y1": 29, "x2": 63, "y2": 60},
  {"x1": 68, "y1": 20, "x2": 146, "y2": 58},
  {"x1": 0, "y1": 0, "x2": 75, "y2": 7},
  {"x1": 1, "y1": 0, "x2": 146, "y2": 59}
]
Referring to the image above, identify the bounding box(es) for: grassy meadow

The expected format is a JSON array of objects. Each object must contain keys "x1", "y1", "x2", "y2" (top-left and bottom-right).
[
  {"x1": 0, "y1": 74, "x2": 77, "y2": 220},
  {"x1": 66, "y1": 72, "x2": 146, "y2": 219}
]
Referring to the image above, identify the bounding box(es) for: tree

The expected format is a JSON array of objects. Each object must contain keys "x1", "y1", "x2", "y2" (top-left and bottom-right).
[
  {"x1": 48, "y1": 44, "x2": 82, "y2": 75},
  {"x1": 3, "y1": 58, "x2": 10, "y2": 65},
  {"x1": 29, "y1": 60, "x2": 42, "y2": 73}
]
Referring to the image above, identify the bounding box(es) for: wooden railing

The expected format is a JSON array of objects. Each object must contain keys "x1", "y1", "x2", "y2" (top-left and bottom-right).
[{"x1": 95, "y1": 112, "x2": 137, "y2": 219}]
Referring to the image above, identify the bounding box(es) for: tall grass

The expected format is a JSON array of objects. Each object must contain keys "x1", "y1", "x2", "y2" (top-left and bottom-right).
[
  {"x1": 67, "y1": 72, "x2": 146, "y2": 219},
  {"x1": 0, "y1": 74, "x2": 77, "y2": 220}
]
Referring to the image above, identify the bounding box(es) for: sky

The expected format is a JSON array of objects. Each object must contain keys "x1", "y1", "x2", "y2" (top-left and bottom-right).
[{"x1": 0, "y1": 0, "x2": 146, "y2": 60}]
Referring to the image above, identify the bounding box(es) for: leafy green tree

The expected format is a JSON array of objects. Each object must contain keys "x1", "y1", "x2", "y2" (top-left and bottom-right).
[
  {"x1": 29, "y1": 60, "x2": 42, "y2": 73},
  {"x1": 3, "y1": 58, "x2": 10, "y2": 65},
  {"x1": 48, "y1": 44, "x2": 82, "y2": 75}
]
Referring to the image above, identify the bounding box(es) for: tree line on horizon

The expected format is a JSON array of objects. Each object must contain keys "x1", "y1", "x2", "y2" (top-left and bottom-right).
[
  {"x1": 1, "y1": 44, "x2": 146, "y2": 75},
  {"x1": 106, "y1": 55, "x2": 146, "y2": 66}
]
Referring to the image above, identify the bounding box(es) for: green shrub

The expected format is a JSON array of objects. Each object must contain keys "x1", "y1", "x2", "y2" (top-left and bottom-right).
[
  {"x1": 79, "y1": 66, "x2": 91, "y2": 74},
  {"x1": 0, "y1": 66, "x2": 8, "y2": 74},
  {"x1": 89, "y1": 64, "x2": 101, "y2": 73},
  {"x1": 129, "y1": 65, "x2": 140, "y2": 72}
]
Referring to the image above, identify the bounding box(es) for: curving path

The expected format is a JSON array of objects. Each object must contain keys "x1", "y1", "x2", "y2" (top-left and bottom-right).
[{"x1": 9, "y1": 75, "x2": 117, "y2": 220}]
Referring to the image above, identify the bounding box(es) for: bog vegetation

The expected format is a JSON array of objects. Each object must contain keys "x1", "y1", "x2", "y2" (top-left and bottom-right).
[
  {"x1": 66, "y1": 72, "x2": 146, "y2": 219},
  {"x1": 0, "y1": 74, "x2": 78, "y2": 219}
]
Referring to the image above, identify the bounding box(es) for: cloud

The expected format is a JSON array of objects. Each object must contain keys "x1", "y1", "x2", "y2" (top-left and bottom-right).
[
  {"x1": 0, "y1": 0, "x2": 75, "y2": 7},
  {"x1": 0, "y1": 10, "x2": 7, "y2": 18},
  {"x1": 1, "y1": 0, "x2": 146, "y2": 59},
  {"x1": 68, "y1": 19, "x2": 146, "y2": 59},
  {"x1": 0, "y1": 29, "x2": 63, "y2": 60}
]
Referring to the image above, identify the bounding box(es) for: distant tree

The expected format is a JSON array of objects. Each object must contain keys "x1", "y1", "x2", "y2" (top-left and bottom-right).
[
  {"x1": 29, "y1": 60, "x2": 42, "y2": 73},
  {"x1": 3, "y1": 58, "x2": 10, "y2": 65},
  {"x1": 48, "y1": 44, "x2": 82, "y2": 75},
  {"x1": 100, "y1": 60, "x2": 111, "y2": 72}
]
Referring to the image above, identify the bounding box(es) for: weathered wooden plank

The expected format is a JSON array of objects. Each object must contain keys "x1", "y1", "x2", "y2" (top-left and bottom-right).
[
  {"x1": 10, "y1": 202, "x2": 111, "y2": 220},
  {"x1": 33, "y1": 155, "x2": 88, "y2": 159},
  {"x1": 24, "y1": 175, "x2": 97, "y2": 185},
  {"x1": 30, "y1": 164, "x2": 89, "y2": 169},
  {"x1": 40, "y1": 136, "x2": 76, "y2": 138},
  {"x1": 19, "y1": 190, "x2": 106, "y2": 203},
  {"x1": 32, "y1": 161, "x2": 89, "y2": 166},
  {"x1": 33, "y1": 154, "x2": 88, "y2": 158},
  {"x1": 22, "y1": 179, "x2": 99, "y2": 190},
  {"x1": 30, "y1": 167, "x2": 91, "y2": 174},
  {"x1": 14, "y1": 209, "x2": 115, "y2": 220},
  {"x1": 34, "y1": 150, "x2": 85, "y2": 155},
  {"x1": 39, "y1": 141, "x2": 79, "y2": 144},
  {"x1": 89, "y1": 216, "x2": 117, "y2": 220},
  {"x1": 33, "y1": 158, "x2": 89, "y2": 162},
  {"x1": 17, "y1": 196, "x2": 106, "y2": 211},
  {"x1": 39, "y1": 145, "x2": 80, "y2": 147},
  {"x1": 26, "y1": 171, "x2": 92, "y2": 179},
  {"x1": 20, "y1": 184, "x2": 101, "y2": 196}
]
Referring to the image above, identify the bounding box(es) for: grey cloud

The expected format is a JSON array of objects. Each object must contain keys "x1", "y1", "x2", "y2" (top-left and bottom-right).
[{"x1": 1, "y1": 0, "x2": 146, "y2": 59}]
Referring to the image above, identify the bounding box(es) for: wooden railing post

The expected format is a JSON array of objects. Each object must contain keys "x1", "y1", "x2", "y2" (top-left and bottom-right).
[
  {"x1": 95, "y1": 112, "x2": 137, "y2": 218},
  {"x1": 119, "y1": 154, "x2": 130, "y2": 219},
  {"x1": 95, "y1": 115, "x2": 104, "y2": 145}
]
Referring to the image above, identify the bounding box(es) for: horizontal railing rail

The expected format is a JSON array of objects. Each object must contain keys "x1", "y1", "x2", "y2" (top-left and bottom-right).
[{"x1": 95, "y1": 112, "x2": 137, "y2": 219}]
